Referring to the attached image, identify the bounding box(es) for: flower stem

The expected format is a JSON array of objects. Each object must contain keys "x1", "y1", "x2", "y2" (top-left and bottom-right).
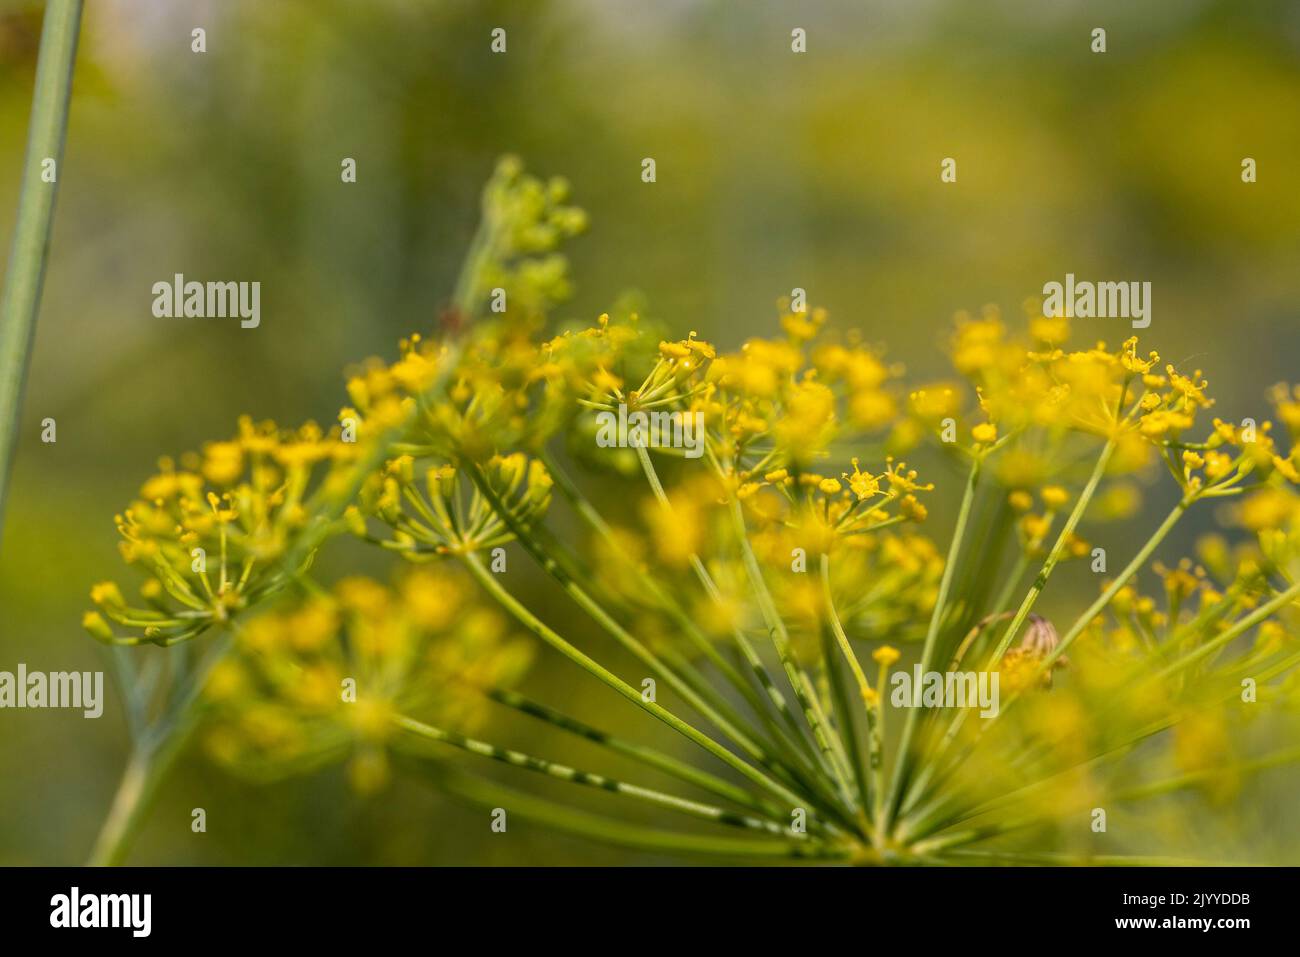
[
  {"x1": 819, "y1": 553, "x2": 876, "y2": 818},
  {"x1": 902, "y1": 497, "x2": 1204, "y2": 836},
  {"x1": 1153, "y1": 578, "x2": 1300, "y2": 681},
  {"x1": 987, "y1": 439, "x2": 1115, "y2": 664},
  {"x1": 975, "y1": 493, "x2": 1194, "y2": 730},
  {"x1": 894, "y1": 442, "x2": 1113, "y2": 814},
  {"x1": 463, "y1": 462, "x2": 783, "y2": 776},
  {"x1": 419, "y1": 763, "x2": 848, "y2": 861},
  {"x1": 633, "y1": 446, "x2": 834, "y2": 786},
  {"x1": 1046, "y1": 496, "x2": 1190, "y2": 669},
  {"x1": 727, "y1": 496, "x2": 857, "y2": 807},
  {"x1": 459, "y1": 550, "x2": 806, "y2": 810},
  {"x1": 394, "y1": 714, "x2": 796, "y2": 837},
  {"x1": 544, "y1": 448, "x2": 814, "y2": 771},
  {"x1": 0, "y1": 0, "x2": 83, "y2": 534},
  {"x1": 819, "y1": 554, "x2": 874, "y2": 704},
  {"x1": 88, "y1": 721, "x2": 193, "y2": 866},
  {"x1": 88, "y1": 632, "x2": 231, "y2": 865},
  {"x1": 883, "y1": 459, "x2": 980, "y2": 830},
  {"x1": 486, "y1": 687, "x2": 789, "y2": 822},
  {"x1": 468, "y1": 492, "x2": 849, "y2": 829}
]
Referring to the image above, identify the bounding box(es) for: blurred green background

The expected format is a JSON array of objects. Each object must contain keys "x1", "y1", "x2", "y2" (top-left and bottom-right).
[{"x1": 1, "y1": 0, "x2": 1298, "y2": 864}]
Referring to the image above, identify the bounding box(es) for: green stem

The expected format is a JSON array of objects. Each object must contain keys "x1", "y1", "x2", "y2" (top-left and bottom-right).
[
  {"x1": 941, "y1": 849, "x2": 1199, "y2": 866},
  {"x1": 819, "y1": 554, "x2": 874, "y2": 704},
  {"x1": 976, "y1": 494, "x2": 1193, "y2": 735},
  {"x1": 88, "y1": 717, "x2": 194, "y2": 866},
  {"x1": 465, "y1": 471, "x2": 850, "y2": 833},
  {"x1": 394, "y1": 714, "x2": 793, "y2": 837},
  {"x1": 1041, "y1": 496, "x2": 1191, "y2": 672},
  {"x1": 902, "y1": 617, "x2": 1300, "y2": 846},
  {"x1": 459, "y1": 550, "x2": 806, "y2": 811},
  {"x1": 544, "y1": 448, "x2": 809, "y2": 765},
  {"x1": 88, "y1": 632, "x2": 232, "y2": 865},
  {"x1": 0, "y1": 0, "x2": 83, "y2": 534},
  {"x1": 726, "y1": 495, "x2": 857, "y2": 807},
  {"x1": 633, "y1": 445, "x2": 818, "y2": 765},
  {"x1": 1110, "y1": 746, "x2": 1300, "y2": 802},
  {"x1": 420, "y1": 764, "x2": 847, "y2": 861},
  {"x1": 904, "y1": 488, "x2": 1185, "y2": 820},
  {"x1": 1152, "y1": 578, "x2": 1300, "y2": 682},
  {"x1": 819, "y1": 553, "x2": 875, "y2": 819},
  {"x1": 486, "y1": 687, "x2": 788, "y2": 823},
  {"x1": 987, "y1": 440, "x2": 1115, "y2": 664},
  {"x1": 547, "y1": 447, "x2": 834, "y2": 802},
  {"x1": 884, "y1": 458, "x2": 980, "y2": 828},
  {"x1": 463, "y1": 462, "x2": 781, "y2": 777}
]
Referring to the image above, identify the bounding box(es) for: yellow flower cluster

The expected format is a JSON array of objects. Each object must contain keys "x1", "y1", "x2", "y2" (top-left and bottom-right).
[
  {"x1": 84, "y1": 417, "x2": 357, "y2": 646},
  {"x1": 202, "y1": 567, "x2": 533, "y2": 792},
  {"x1": 352, "y1": 451, "x2": 553, "y2": 558},
  {"x1": 456, "y1": 154, "x2": 588, "y2": 322},
  {"x1": 701, "y1": 315, "x2": 899, "y2": 472},
  {"x1": 83, "y1": 160, "x2": 1300, "y2": 865},
  {"x1": 934, "y1": 309, "x2": 1227, "y2": 466}
]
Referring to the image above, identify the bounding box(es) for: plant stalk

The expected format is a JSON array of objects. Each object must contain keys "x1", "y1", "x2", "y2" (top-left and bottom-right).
[
  {"x1": 0, "y1": 0, "x2": 84, "y2": 536},
  {"x1": 883, "y1": 458, "x2": 980, "y2": 829}
]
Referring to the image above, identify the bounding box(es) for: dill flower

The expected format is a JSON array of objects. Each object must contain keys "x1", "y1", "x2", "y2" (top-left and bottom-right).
[
  {"x1": 85, "y1": 417, "x2": 357, "y2": 646},
  {"x1": 354, "y1": 452, "x2": 554, "y2": 558},
  {"x1": 872, "y1": 646, "x2": 900, "y2": 668},
  {"x1": 85, "y1": 161, "x2": 1300, "y2": 868},
  {"x1": 203, "y1": 567, "x2": 533, "y2": 791}
]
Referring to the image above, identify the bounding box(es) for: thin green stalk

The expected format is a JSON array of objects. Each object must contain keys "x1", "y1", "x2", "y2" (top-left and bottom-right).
[
  {"x1": 1110, "y1": 746, "x2": 1300, "y2": 802},
  {"x1": 545, "y1": 450, "x2": 810, "y2": 760},
  {"x1": 88, "y1": 700, "x2": 202, "y2": 866},
  {"x1": 905, "y1": 489, "x2": 1194, "y2": 822},
  {"x1": 463, "y1": 461, "x2": 783, "y2": 777},
  {"x1": 909, "y1": 818, "x2": 1036, "y2": 857},
  {"x1": 1151, "y1": 579, "x2": 1300, "y2": 682},
  {"x1": 726, "y1": 495, "x2": 857, "y2": 807},
  {"x1": 466, "y1": 462, "x2": 851, "y2": 833},
  {"x1": 989, "y1": 553, "x2": 1031, "y2": 620},
  {"x1": 819, "y1": 554, "x2": 874, "y2": 705},
  {"x1": 987, "y1": 440, "x2": 1115, "y2": 664},
  {"x1": 459, "y1": 550, "x2": 806, "y2": 811},
  {"x1": 633, "y1": 445, "x2": 823, "y2": 768},
  {"x1": 819, "y1": 553, "x2": 875, "y2": 816},
  {"x1": 941, "y1": 849, "x2": 1199, "y2": 866},
  {"x1": 546, "y1": 447, "x2": 836, "y2": 801},
  {"x1": 898, "y1": 437, "x2": 1118, "y2": 816},
  {"x1": 486, "y1": 687, "x2": 790, "y2": 823},
  {"x1": 88, "y1": 734, "x2": 182, "y2": 866},
  {"x1": 1039, "y1": 495, "x2": 1192, "y2": 673},
  {"x1": 902, "y1": 640, "x2": 1300, "y2": 845},
  {"x1": 419, "y1": 764, "x2": 848, "y2": 860},
  {"x1": 0, "y1": 0, "x2": 83, "y2": 534},
  {"x1": 978, "y1": 493, "x2": 1194, "y2": 732},
  {"x1": 88, "y1": 632, "x2": 232, "y2": 864},
  {"x1": 819, "y1": 616, "x2": 873, "y2": 832},
  {"x1": 884, "y1": 459, "x2": 980, "y2": 828},
  {"x1": 942, "y1": 518, "x2": 1045, "y2": 674},
  {"x1": 394, "y1": 714, "x2": 794, "y2": 837}
]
